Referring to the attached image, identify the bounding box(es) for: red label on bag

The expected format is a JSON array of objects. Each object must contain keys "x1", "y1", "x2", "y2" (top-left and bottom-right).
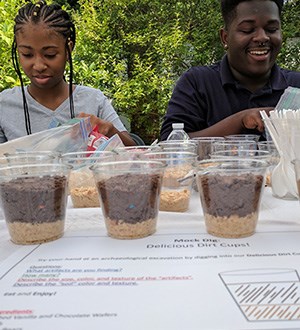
[{"x1": 87, "y1": 126, "x2": 109, "y2": 152}]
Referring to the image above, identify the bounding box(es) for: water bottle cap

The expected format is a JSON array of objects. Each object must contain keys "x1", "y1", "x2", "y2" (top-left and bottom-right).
[{"x1": 172, "y1": 123, "x2": 184, "y2": 129}]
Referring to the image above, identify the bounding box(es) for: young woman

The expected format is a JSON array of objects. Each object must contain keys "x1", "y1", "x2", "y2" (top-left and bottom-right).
[
  {"x1": 0, "y1": 1, "x2": 135, "y2": 146},
  {"x1": 160, "y1": 0, "x2": 300, "y2": 141}
]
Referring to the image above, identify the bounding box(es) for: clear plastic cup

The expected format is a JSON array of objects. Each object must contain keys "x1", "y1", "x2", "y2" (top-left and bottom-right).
[
  {"x1": 225, "y1": 134, "x2": 260, "y2": 142},
  {"x1": 157, "y1": 141, "x2": 197, "y2": 154},
  {"x1": 293, "y1": 159, "x2": 300, "y2": 199},
  {"x1": 191, "y1": 137, "x2": 225, "y2": 160},
  {"x1": 188, "y1": 137, "x2": 225, "y2": 191},
  {"x1": 90, "y1": 160, "x2": 166, "y2": 239},
  {"x1": 146, "y1": 151, "x2": 197, "y2": 212},
  {"x1": 212, "y1": 140, "x2": 258, "y2": 153},
  {"x1": 2, "y1": 151, "x2": 58, "y2": 165},
  {"x1": 210, "y1": 149, "x2": 271, "y2": 161},
  {"x1": 0, "y1": 163, "x2": 71, "y2": 244},
  {"x1": 195, "y1": 159, "x2": 268, "y2": 238},
  {"x1": 257, "y1": 141, "x2": 280, "y2": 163},
  {"x1": 114, "y1": 146, "x2": 155, "y2": 161},
  {"x1": 60, "y1": 151, "x2": 115, "y2": 208},
  {"x1": 115, "y1": 146, "x2": 154, "y2": 153},
  {"x1": 257, "y1": 141, "x2": 280, "y2": 186}
]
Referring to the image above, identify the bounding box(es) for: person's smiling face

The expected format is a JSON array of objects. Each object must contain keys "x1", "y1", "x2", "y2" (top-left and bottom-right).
[
  {"x1": 220, "y1": 0, "x2": 282, "y2": 90},
  {"x1": 16, "y1": 22, "x2": 68, "y2": 91}
]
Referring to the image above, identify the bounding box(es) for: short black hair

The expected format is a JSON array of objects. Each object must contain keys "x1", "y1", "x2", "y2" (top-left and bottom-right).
[{"x1": 221, "y1": 0, "x2": 284, "y2": 29}]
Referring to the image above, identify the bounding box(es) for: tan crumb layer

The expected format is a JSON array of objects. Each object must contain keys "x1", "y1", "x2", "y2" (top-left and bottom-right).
[
  {"x1": 159, "y1": 189, "x2": 190, "y2": 212},
  {"x1": 163, "y1": 165, "x2": 193, "y2": 188},
  {"x1": 104, "y1": 217, "x2": 157, "y2": 239},
  {"x1": 204, "y1": 212, "x2": 258, "y2": 238},
  {"x1": 265, "y1": 173, "x2": 271, "y2": 187},
  {"x1": 7, "y1": 220, "x2": 64, "y2": 245},
  {"x1": 69, "y1": 171, "x2": 95, "y2": 191},
  {"x1": 70, "y1": 186, "x2": 100, "y2": 208}
]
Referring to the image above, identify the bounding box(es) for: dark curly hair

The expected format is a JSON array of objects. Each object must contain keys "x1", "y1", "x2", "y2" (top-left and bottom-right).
[
  {"x1": 221, "y1": 0, "x2": 284, "y2": 30},
  {"x1": 11, "y1": 0, "x2": 76, "y2": 135}
]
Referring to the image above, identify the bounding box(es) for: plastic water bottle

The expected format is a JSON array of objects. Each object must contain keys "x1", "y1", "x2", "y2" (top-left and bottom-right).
[{"x1": 167, "y1": 123, "x2": 189, "y2": 141}]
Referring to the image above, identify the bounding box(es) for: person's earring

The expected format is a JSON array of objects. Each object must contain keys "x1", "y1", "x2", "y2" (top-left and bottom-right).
[{"x1": 224, "y1": 43, "x2": 228, "y2": 50}]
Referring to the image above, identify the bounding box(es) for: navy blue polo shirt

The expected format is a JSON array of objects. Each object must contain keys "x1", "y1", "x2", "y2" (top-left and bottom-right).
[{"x1": 160, "y1": 55, "x2": 300, "y2": 140}]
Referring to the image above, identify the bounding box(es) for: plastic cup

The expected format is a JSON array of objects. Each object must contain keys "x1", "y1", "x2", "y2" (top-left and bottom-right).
[
  {"x1": 114, "y1": 146, "x2": 155, "y2": 161},
  {"x1": 195, "y1": 159, "x2": 268, "y2": 238},
  {"x1": 90, "y1": 160, "x2": 165, "y2": 239},
  {"x1": 210, "y1": 149, "x2": 271, "y2": 161},
  {"x1": 2, "y1": 151, "x2": 58, "y2": 165},
  {"x1": 191, "y1": 137, "x2": 225, "y2": 160},
  {"x1": 146, "y1": 151, "x2": 197, "y2": 212},
  {"x1": 212, "y1": 140, "x2": 258, "y2": 153},
  {"x1": 0, "y1": 163, "x2": 71, "y2": 245},
  {"x1": 4, "y1": 150, "x2": 60, "y2": 157},
  {"x1": 157, "y1": 141, "x2": 197, "y2": 154},
  {"x1": 60, "y1": 151, "x2": 115, "y2": 208},
  {"x1": 257, "y1": 141, "x2": 280, "y2": 163},
  {"x1": 116, "y1": 146, "x2": 154, "y2": 153},
  {"x1": 292, "y1": 159, "x2": 300, "y2": 200},
  {"x1": 258, "y1": 141, "x2": 280, "y2": 186},
  {"x1": 188, "y1": 137, "x2": 225, "y2": 191},
  {"x1": 225, "y1": 134, "x2": 260, "y2": 142}
]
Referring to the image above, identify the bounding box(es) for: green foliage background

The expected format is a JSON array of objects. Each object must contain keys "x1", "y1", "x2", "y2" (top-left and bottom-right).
[{"x1": 0, "y1": 0, "x2": 299, "y2": 143}]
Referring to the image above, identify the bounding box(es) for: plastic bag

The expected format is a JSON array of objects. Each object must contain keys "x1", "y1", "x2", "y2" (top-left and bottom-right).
[
  {"x1": 95, "y1": 133, "x2": 124, "y2": 152},
  {"x1": 0, "y1": 117, "x2": 92, "y2": 155},
  {"x1": 275, "y1": 86, "x2": 300, "y2": 112}
]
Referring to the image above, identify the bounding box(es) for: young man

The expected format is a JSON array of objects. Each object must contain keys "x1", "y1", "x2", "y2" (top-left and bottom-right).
[{"x1": 160, "y1": 0, "x2": 300, "y2": 141}]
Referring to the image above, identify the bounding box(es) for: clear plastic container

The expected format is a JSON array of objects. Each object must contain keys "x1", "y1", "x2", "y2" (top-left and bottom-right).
[
  {"x1": 195, "y1": 158, "x2": 268, "y2": 238},
  {"x1": 146, "y1": 151, "x2": 196, "y2": 212},
  {"x1": 166, "y1": 123, "x2": 189, "y2": 141},
  {"x1": 0, "y1": 163, "x2": 71, "y2": 244},
  {"x1": 91, "y1": 160, "x2": 166, "y2": 239},
  {"x1": 60, "y1": 151, "x2": 115, "y2": 208}
]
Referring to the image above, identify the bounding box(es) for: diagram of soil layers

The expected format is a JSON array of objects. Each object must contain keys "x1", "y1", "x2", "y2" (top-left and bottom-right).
[{"x1": 219, "y1": 268, "x2": 300, "y2": 321}]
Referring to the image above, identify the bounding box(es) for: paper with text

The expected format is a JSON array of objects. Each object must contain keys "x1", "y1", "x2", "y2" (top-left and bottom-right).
[{"x1": 1, "y1": 231, "x2": 300, "y2": 330}]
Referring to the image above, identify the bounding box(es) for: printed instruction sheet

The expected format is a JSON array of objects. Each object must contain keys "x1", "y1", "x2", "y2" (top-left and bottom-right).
[{"x1": 1, "y1": 230, "x2": 300, "y2": 330}]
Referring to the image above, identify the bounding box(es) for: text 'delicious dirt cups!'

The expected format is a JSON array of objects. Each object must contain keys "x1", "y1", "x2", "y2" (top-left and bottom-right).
[
  {"x1": 90, "y1": 160, "x2": 166, "y2": 239},
  {"x1": 146, "y1": 151, "x2": 197, "y2": 212},
  {"x1": 0, "y1": 163, "x2": 71, "y2": 245},
  {"x1": 60, "y1": 151, "x2": 115, "y2": 208},
  {"x1": 194, "y1": 159, "x2": 269, "y2": 238}
]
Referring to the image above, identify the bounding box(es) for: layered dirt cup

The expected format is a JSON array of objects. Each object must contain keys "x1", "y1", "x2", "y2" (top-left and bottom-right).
[
  {"x1": 146, "y1": 151, "x2": 197, "y2": 212},
  {"x1": 60, "y1": 151, "x2": 115, "y2": 208},
  {"x1": 0, "y1": 163, "x2": 71, "y2": 244},
  {"x1": 195, "y1": 159, "x2": 268, "y2": 238},
  {"x1": 90, "y1": 160, "x2": 165, "y2": 239}
]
